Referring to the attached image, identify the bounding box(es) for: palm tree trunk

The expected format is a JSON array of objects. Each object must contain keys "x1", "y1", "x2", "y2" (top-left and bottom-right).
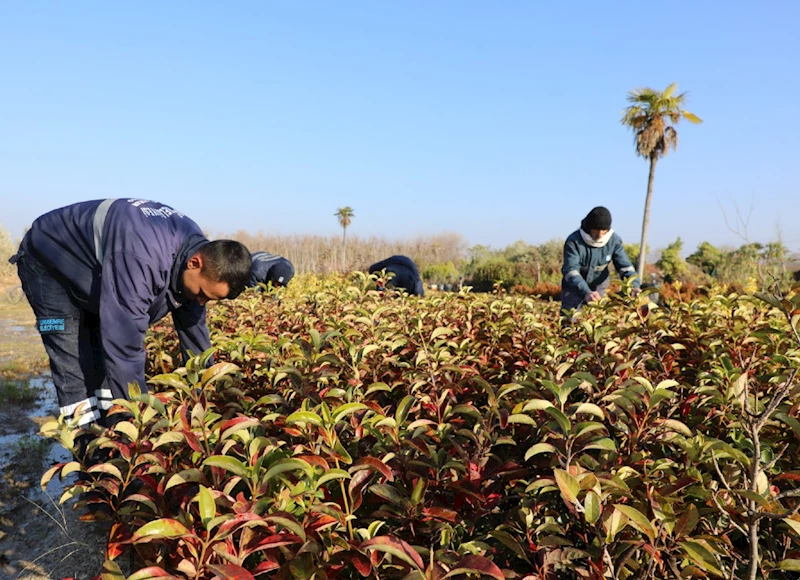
[
  {"x1": 637, "y1": 157, "x2": 658, "y2": 280},
  {"x1": 342, "y1": 227, "x2": 347, "y2": 271}
]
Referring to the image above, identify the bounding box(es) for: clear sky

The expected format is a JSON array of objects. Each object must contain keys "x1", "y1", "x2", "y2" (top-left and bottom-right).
[{"x1": 1, "y1": 1, "x2": 798, "y2": 257}]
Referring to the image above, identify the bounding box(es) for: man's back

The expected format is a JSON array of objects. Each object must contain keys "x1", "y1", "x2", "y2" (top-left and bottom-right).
[
  {"x1": 368, "y1": 255, "x2": 424, "y2": 296},
  {"x1": 24, "y1": 199, "x2": 206, "y2": 309}
]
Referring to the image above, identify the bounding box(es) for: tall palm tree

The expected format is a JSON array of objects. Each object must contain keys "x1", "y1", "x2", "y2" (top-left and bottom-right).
[
  {"x1": 622, "y1": 83, "x2": 702, "y2": 279},
  {"x1": 334, "y1": 206, "x2": 354, "y2": 269}
]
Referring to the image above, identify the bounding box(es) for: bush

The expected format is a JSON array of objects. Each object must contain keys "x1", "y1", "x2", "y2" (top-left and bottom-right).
[
  {"x1": 0, "y1": 224, "x2": 17, "y2": 278},
  {"x1": 510, "y1": 282, "x2": 561, "y2": 300}
]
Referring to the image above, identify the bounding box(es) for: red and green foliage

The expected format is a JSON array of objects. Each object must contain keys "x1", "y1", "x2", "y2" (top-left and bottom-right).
[{"x1": 40, "y1": 275, "x2": 800, "y2": 579}]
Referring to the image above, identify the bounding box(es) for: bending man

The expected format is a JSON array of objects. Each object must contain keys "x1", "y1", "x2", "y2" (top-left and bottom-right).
[
  {"x1": 10, "y1": 199, "x2": 252, "y2": 427},
  {"x1": 249, "y1": 251, "x2": 295, "y2": 288},
  {"x1": 368, "y1": 255, "x2": 425, "y2": 297}
]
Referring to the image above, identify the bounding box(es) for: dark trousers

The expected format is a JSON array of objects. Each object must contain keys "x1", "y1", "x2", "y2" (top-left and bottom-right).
[{"x1": 13, "y1": 250, "x2": 112, "y2": 427}]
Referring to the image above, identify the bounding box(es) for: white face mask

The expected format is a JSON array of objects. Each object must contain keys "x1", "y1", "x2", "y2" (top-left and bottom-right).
[{"x1": 580, "y1": 228, "x2": 614, "y2": 248}]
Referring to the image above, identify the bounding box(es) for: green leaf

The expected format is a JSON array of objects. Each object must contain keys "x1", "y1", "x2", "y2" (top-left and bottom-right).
[
  {"x1": 525, "y1": 443, "x2": 557, "y2": 460},
  {"x1": 442, "y1": 555, "x2": 505, "y2": 580},
  {"x1": 604, "y1": 508, "x2": 628, "y2": 543},
  {"x1": 332, "y1": 402, "x2": 368, "y2": 422},
  {"x1": 583, "y1": 437, "x2": 617, "y2": 452},
  {"x1": 546, "y1": 407, "x2": 571, "y2": 434},
  {"x1": 522, "y1": 399, "x2": 554, "y2": 412},
  {"x1": 263, "y1": 514, "x2": 306, "y2": 541},
  {"x1": 370, "y1": 483, "x2": 409, "y2": 507},
  {"x1": 554, "y1": 469, "x2": 580, "y2": 504},
  {"x1": 660, "y1": 419, "x2": 692, "y2": 437},
  {"x1": 147, "y1": 373, "x2": 189, "y2": 390},
  {"x1": 783, "y1": 518, "x2": 800, "y2": 537},
  {"x1": 262, "y1": 458, "x2": 313, "y2": 485},
  {"x1": 614, "y1": 504, "x2": 656, "y2": 542},
  {"x1": 649, "y1": 388, "x2": 675, "y2": 410},
  {"x1": 197, "y1": 485, "x2": 216, "y2": 528},
  {"x1": 362, "y1": 535, "x2": 424, "y2": 571},
  {"x1": 285, "y1": 411, "x2": 323, "y2": 427},
  {"x1": 584, "y1": 491, "x2": 601, "y2": 525},
  {"x1": 113, "y1": 421, "x2": 139, "y2": 442},
  {"x1": 574, "y1": 403, "x2": 604, "y2": 419},
  {"x1": 87, "y1": 462, "x2": 124, "y2": 481},
  {"x1": 396, "y1": 395, "x2": 415, "y2": 426},
  {"x1": 203, "y1": 456, "x2": 249, "y2": 479},
  {"x1": 674, "y1": 504, "x2": 699, "y2": 538},
  {"x1": 508, "y1": 414, "x2": 537, "y2": 426},
  {"x1": 431, "y1": 326, "x2": 453, "y2": 340},
  {"x1": 729, "y1": 489, "x2": 770, "y2": 507},
  {"x1": 775, "y1": 412, "x2": 800, "y2": 440},
  {"x1": 487, "y1": 529, "x2": 531, "y2": 564},
  {"x1": 316, "y1": 468, "x2": 351, "y2": 488},
  {"x1": 200, "y1": 362, "x2": 240, "y2": 387},
  {"x1": 679, "y1": 541, "x2": 723, "y2": 577},
  {"x1": 131, "y1": 518, "x2": 192, "y2": 542},
  {"x1": 778, "y1": 559, "x2": 800, "y2": 572}
]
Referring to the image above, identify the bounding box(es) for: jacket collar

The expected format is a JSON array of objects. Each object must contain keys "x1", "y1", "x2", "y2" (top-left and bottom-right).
[{"x1": 169, "y1": 235, "x2": 210, "y2": 306}]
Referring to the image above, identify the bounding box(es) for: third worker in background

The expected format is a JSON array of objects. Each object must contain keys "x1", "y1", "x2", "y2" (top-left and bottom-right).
[
  {"x1": 561, "y1": 206, "x2": 639, "y2": 314},
  {"x1": 368, "y1": 255, "x2": 425, "y2": 297},
  {"x1": 249, "y1": 251, "x2": 295, "y2": 288}
]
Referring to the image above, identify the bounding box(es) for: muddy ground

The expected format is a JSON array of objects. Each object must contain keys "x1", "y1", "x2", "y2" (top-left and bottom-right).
[{"x1": 0, "y1": 278, "x2": 115, "y2": 580}]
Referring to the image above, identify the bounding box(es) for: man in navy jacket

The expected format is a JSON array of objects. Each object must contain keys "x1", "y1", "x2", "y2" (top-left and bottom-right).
[
  {"x1": 249, "y1": 251, "x2": 295, "y2": 288},
  {"x1": 10, "y1": 199, "x2": 252, "y2": 427},
  {"x1": 368, "y1": 255, "x2": 425, "y2": 296},
  {"x1": 561, "y1": 206, "x2": 639, "y2": 314}
]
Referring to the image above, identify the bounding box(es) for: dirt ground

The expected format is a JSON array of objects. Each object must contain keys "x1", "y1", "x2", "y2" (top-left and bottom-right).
[{"x1": 0, "y1": 277, "x2": 115, "y2": 580}]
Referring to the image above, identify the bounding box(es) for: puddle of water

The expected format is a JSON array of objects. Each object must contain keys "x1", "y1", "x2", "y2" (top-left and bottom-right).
[{"x1": 0, "y1": 375, "x2": 79, "y2": 502}]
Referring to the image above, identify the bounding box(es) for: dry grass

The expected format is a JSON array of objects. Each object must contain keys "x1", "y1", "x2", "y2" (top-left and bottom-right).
[{"x1": 0, "y1": 276, "x2": 47, "y2": 378}]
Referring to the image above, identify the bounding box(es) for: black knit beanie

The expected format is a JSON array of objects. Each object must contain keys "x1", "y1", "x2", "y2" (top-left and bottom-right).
[{"x1": 581, "y1": 206, "x2": 612, "y2": 231}]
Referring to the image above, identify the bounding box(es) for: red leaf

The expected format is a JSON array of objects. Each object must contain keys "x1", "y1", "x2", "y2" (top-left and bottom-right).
[
  {"x1": 246, "y1": 533, "x2": 303, "y2": 551},
  {"x1": 351, "y1": 553, "x2": 373, "y2": 577},
  {"x1": 181, "y1": 430, "x2": 204, "y2": 453},
  {"x1": 250, "y1": 560, "x2": 280, "y2": 574},
  {"x1": 362, "y1": 535, "x2": 424, "y2": 570},
  {"x1": 353, "y1": 457, "x2": 395, "y2": 482},
  {"x1": 124, "y1": 566, "x2": 175, "y2": 578},
  {"x1": 422, "y1": 506, "x2": 458, "y2": 522},
  {"x1": 296, "y1": 454, "x2": 330, "y2": 471},
  {"x1": 445, "y1": 555, "x2": 505, "y2": 580},
  {"x1": 208, "y1": 564, "x2": 256, "y2": 580},
  {"x1": 309, "y1": 513, "x2": 341, "y2": 531},
  {"x1": 348, "y1": 469, "x2": 374, "y2": 511}
]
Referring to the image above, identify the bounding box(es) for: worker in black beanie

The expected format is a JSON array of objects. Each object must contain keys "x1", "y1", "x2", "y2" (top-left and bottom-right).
[{"x1": 561, "y1": 206, "x2": 640, "y2": 314}]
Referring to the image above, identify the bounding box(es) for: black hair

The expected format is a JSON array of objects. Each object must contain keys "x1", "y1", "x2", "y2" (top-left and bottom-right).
[{"x1": 197, "y1": 240, "x2": 252, "y2": 299}]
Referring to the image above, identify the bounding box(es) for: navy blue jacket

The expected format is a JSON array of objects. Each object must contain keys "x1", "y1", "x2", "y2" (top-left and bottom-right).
[
  {"x1": 22, "y1": 199, "x2": 212, "y2": 394},
  {"x1": 561, "y1": 230, "x2": 639, "y2": 296},
  {"x1": 249, "y1": 252, "x2": 295, "y2": 287},
  {"x1": 368, "y1": 255, "x2": 425, "y2": 296}
]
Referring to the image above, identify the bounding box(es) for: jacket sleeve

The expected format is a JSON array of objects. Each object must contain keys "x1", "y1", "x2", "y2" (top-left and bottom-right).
[
  {"x1": 172, "y1": 301, "x2": 212, "y2": 362},
  {"x1": 562, "y1": 239, "x2": 592, "y2": 296},
  {"x1": 99, "y1": 252, "x2": 155, "y2": 396},
  {"x1": 611, "y1": 237, "x2": 640, "y2": 287}
]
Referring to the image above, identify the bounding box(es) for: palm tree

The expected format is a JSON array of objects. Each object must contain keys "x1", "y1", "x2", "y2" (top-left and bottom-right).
[
  {"x1": 334, "y1": 206, "x2": 354, "y2": 269},
  {"x1": 622, "y1": 83, "x2": 702, "y2": 279}
]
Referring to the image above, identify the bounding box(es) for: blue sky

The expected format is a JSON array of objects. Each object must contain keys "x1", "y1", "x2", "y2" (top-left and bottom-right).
[{"x1": 1, "y1": 1, "x2": 798, "y2": 257}]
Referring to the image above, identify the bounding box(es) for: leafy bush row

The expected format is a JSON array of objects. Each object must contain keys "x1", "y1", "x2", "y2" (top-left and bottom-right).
[{"x1": 41, "y1": 276, "x2": 800, "y2": 579}]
